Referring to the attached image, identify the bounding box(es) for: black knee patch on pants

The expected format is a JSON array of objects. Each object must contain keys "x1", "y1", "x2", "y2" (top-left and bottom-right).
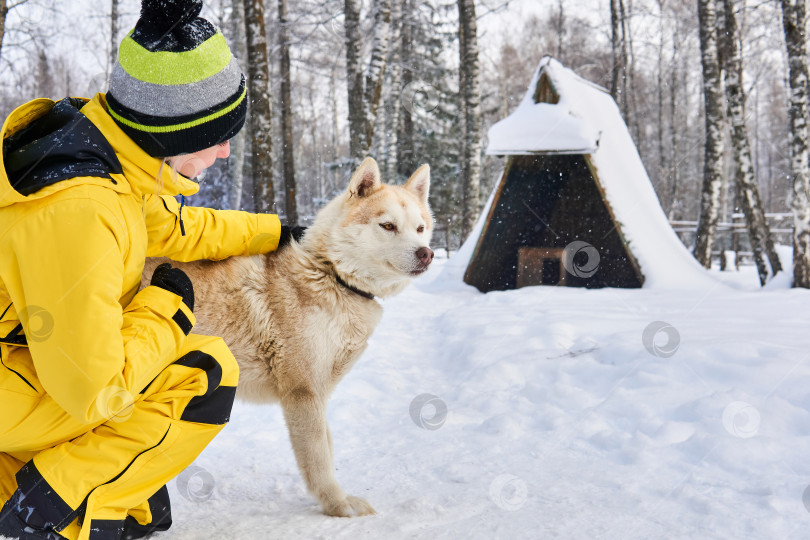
[
  {"x1": 174, "y1": 350, "x2": 236, "y2": 425},
  {"x1": 121, "y1": 484, "x2": 172, "y2": 540},
  {"x1": 14, "y1": 460, "x2": 75, "y2": 530}
]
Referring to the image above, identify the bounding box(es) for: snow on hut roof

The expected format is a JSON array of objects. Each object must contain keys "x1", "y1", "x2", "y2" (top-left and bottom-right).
[
  {"x1": 460, "y1": 57, "x2": 719, "y2": 289},
  {"x1": 486, "y1": 102, "x2": 599, "y2": 155},
  {"x1": 486, "y1": 57, "x2": 605, "y2": 155}
]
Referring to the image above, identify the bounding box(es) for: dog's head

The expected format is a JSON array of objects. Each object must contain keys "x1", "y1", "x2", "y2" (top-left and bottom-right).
[{"x1": 303, "y1": 158, "x2": 434, "y2": 297}]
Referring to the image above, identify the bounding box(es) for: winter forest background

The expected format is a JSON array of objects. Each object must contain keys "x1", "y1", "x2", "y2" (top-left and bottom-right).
[{"x1": 0, "y1": 0, "x2": 805, "y2": 284}]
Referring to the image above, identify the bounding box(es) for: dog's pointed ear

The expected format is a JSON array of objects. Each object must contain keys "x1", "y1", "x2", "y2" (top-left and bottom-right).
[
  {"x1": 404, "y1": 164, "x2": 430, "y2": 204},
  {"x1": 348, "y1": 157, "x2": 382, "y2": 198}
]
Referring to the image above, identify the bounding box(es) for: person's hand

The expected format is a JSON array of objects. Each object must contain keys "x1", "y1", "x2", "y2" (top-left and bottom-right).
[
  {"x1": 278, "y1": 226, "x2": 307, "y2": 248},
  {"x1": 150, "y1": 263, "x2": 194, "y2": 311}
]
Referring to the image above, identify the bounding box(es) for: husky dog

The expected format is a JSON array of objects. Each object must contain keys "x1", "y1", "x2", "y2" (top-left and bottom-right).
[{"x1": 142, "y1": 158, "x2": 433, "y2": 517}]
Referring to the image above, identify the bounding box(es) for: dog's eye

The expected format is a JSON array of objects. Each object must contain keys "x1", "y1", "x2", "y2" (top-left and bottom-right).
[
  {"x1": 417, "y1": 225, "x2": 425, "y2": 233},
  {"x1": 380, "y1": 222, "x2": 397, "y2": 232}
]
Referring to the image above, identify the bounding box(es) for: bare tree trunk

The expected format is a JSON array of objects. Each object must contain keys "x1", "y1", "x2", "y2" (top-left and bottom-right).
[
  {"x1": 362, "y1": 0, "x2": 391, "y2": 152},
  {"x1": 344, "y1": 0, "x2": 364, "y2": 163},
  {"x1": 719, "y1": 0, "x2": 781, "y2": 284},
  {"x1": 0, "y1": 0, "x2": 8, "y2": 67},
  {"x1": 553, "y1": 0, "x2": 564, "y2": 59},
  {"x1": 302, "y1": 84, "x2": 318, "y2": 212},
  {"x1": 623, "y1": 0, "x2": 638, "y2": 141},
  {"x1": 383, "y1": 69, "x2": 400, "y2": 180},
  {"x1": 668, "y1": 20, "x2": 681, "y2": 221},
  {"x1": 109, "y1": 0, "x2": 119, "y2": 79},
  {"x1": 397, "y1": 0, "x2": 415, "y2": 176},
  {"x1": 458, "y1": 0, "x2": 482, "y2": 239},
  {"x1": 656, "y1": 0, "x2": 666, "y2": 200},
  {"x1": 780, "y1": 0, "x2": 810, "y2": 287},
  {"x1": 694, "y1": 0, "x2": 725, "y2": 268},
  {"x1": 229, "y1": 0, "x2": 247, "y2": 210},
  {"x1": 278, "y1": 0, "x2": 297, "y2": 224},
  {"x1": 35, "y1": 48, "x2": 54, "y2": 98},
  {"x1": 344, "y1": 0, "x2": 392, "y2": 164},
  {"x1": 458, "y1": 4, "x2": 467, "y2": 231},
  {"x1": 382, "y1": 0, "x2": 401, "y2": 181},
  {"x1": 330, "y1": 63, "x2": 340, "y2": 195},
  {"x1": 609, "y1": 0, "x2": 628, "y2": 115},
  {"x1": 230, "y1": 130, "x2": 247, "y2": 210},
  {"x1": 244, "y1": 0, "x2": 274, "y2": 213}
]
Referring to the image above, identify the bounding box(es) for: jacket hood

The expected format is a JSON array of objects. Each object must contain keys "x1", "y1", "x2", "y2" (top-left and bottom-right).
[{"x1": 0, "y1": 94, "x2": 200, "y2": 208}]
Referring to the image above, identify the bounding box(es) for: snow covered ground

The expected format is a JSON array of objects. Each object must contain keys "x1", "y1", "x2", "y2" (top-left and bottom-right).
[{"x1": 165, "y1": 254, "x2": 810, "y2": 539}]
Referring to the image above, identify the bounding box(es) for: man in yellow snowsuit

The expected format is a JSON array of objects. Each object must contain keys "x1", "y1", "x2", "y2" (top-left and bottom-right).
[{"x1": 0, "y1": 1, "x2": 284, "y2": 538}]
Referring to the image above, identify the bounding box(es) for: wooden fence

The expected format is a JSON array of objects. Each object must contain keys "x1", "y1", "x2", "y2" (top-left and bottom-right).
[{"x1": 670, "y1": 212, "x2": 792, "y2": 267}]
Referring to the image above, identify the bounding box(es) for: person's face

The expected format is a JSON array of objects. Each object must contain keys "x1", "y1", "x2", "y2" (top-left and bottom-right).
[{"x1": 168, "y1": 140, "x2": 231, "y2": 179}]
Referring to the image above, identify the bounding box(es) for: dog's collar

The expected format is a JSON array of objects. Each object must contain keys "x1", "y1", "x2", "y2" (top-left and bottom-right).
[{"x1": 334, "y1": 272, "x2": 376, "y2": 301}]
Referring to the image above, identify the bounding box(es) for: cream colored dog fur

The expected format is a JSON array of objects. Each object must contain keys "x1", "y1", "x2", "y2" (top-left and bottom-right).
[{"x1": 142, "y1": 158, "x2": 433, "y2": 517}]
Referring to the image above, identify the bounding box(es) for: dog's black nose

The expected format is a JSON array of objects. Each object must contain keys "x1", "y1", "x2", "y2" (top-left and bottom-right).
[{"x1": 416, "y1": 247, "x2": 434, "y2": 266}]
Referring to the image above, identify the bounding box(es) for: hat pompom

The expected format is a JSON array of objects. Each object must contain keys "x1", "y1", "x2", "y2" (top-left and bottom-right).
[
  {"x1": 110, "y1": 0, "x2": 246, "y2": 156},
  {"x1": 140, "y1": 0, "x2": 203, "y2": 35},
  {"x1": 133, "y1": 0, "x2": 215, "y2": 52}
]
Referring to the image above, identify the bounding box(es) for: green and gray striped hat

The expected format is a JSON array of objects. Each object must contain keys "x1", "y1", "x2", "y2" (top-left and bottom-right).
[{"x1": 106, "y1": 0, "x2": 247, "y2": 157}]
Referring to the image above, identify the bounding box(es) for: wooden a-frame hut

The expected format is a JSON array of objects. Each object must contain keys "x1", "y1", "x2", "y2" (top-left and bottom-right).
[{"x1": 463, "y1": 57, "x2": 712, "y2": 292}]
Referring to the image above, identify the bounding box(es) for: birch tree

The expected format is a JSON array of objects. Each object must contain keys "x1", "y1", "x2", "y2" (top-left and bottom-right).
[
  {"x1": 719, "y1": 0, "x2": 781, "y2": 284},
  {"x1": 0, "y1": 0, "x2": 5, "y2": 65},
  {"x1": 457, "y1": 0, "x2": 483, "y2": 240},
  {"x1": 344, "y1": 0, "x2": 392, "y2": 164},
  {"x1": 244, "y1": 0, "x2": 274, "y2": 213},
  {"x1": 693, "y1": 0, "x2": 725, "y2": 268},
  {"x1": 609, "y1": 0, "x2": 630, "y2": 118},
  {"x1": 666, "y1": 8, "x2": 690, "y2": 221},
  {"x1": 396, "y1": 0, "x2": 415, "y2": 176},
  {"x1": 381, "y1": 0, "x2": 402, "y2": 182},
  {"x1": 780, "y1": 0, "x2": 810, "y2": 287},
  {"x1": 0, "y1": 0, "x2": 34, "y2": 67},
  {"x1": 0, "y1": 0, "x2": 9, "y2": 67},
  {"x1": 278, "y1": 0, "x2": 297, "y2": 223},
  {"x1": 109, "y1": 0, "x2": 119, "y2": 78},
  {"x1": 656, "y1": 0, "x2": 667, "y2": 201},
  {"x1": 35, "y1": 48, "x2": 53, "y2": 97},
  {"x1": 228, "y1": 0, "x2": 247, "y2": 210}
]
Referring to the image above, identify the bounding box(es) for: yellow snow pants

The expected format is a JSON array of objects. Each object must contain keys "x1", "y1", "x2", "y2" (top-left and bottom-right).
[{"x1": 0, "y1": 333, "x2": 238, "y2": 540}]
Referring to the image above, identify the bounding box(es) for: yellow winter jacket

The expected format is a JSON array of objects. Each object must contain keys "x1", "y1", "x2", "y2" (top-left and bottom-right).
[{"x1": 0, "y1": 94, "x2": 280, "y2": 425}]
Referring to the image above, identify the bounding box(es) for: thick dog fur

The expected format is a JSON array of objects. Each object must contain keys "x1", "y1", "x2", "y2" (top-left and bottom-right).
[{"x1": 141, "y1": 158, "x2": 433, "y2": 517}]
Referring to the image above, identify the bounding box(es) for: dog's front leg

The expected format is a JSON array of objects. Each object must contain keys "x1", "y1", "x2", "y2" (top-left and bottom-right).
[{"x1": 281, "y1": 388, "x2": 376, "y2": 517}]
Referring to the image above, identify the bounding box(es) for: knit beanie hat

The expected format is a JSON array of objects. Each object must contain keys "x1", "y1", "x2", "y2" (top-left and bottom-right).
[{"x1": 106, "y1": 0, "x2": 247, "y2": 157}]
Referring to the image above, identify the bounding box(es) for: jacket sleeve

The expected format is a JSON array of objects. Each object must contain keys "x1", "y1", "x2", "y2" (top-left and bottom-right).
[
  {"x1": 9, "y1": 194, "x2": 195, "y2": 425},
  {"x1": 143, "y1": 194, "x2": 282, "y2": 261}
]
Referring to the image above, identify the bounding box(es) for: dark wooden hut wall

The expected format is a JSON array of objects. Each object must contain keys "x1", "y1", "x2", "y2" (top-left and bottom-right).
[{"x1": 464, "y1": 154, "x2": 643, "y2": 292}]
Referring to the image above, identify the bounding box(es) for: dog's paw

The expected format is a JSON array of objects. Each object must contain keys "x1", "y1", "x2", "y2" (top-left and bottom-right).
[{"x1": 323, "y1": 495, "x2": 376, "y2": 517}]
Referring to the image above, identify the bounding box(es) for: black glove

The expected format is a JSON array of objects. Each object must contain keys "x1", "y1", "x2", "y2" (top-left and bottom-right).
[
  {"x1": 150, "y1": 262, "x2": 194, "y2": 311},
  {"x1": 278, "y1": 226, "x2": 307, "y2": 248}
]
